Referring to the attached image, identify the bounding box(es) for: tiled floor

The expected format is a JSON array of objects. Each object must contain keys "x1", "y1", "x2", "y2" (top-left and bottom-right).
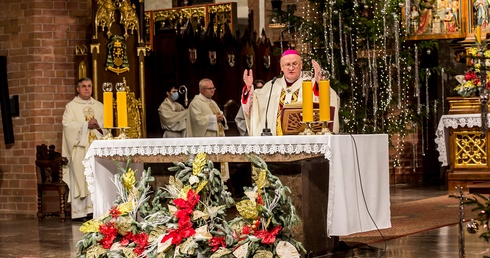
[{"x1": 0, "y1": 184, "x2": 488, "y2": 257}]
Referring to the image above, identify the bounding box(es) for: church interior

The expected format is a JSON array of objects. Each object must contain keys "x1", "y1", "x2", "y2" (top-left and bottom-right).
[{"x1": 1, "y1": 0, "x2": 490, "y2": 257}]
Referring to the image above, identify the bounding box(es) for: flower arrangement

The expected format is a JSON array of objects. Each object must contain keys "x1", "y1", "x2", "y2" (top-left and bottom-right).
[
  {"x1": 454, "y1": 47, "x2": 490, "y2": 97},
  {"x1": 76, "y1": 153, "x2": 305, "y2": 258}
]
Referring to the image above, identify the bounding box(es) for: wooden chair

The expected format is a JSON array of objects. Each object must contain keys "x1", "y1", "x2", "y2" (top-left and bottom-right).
[{"x1": 35, "y1": 144, "x2": 68, "y2": 222}]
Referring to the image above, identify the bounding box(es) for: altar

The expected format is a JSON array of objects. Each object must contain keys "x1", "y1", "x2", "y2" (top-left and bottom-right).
[
  {"x1": 83, "y1": 134, "x2": 391, "y2": 255},
  {"x1": 436, "y1": 113, "x2": 490, "y2": 189}
]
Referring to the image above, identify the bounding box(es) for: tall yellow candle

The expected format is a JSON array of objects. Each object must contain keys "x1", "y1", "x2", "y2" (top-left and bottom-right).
[
  {"x1": 319, "y1": 79, "x2": 330, "y2": 121},
  {"x1": 117, "y1": 91, "x2": 128, "y2": 128},
  {"x1": 302, "y1": 80, "x2": 313, "y2": 122},
  {"x1": 103, "y1": 92, "x2": 113, "y2": 128},
  {"x1": 476, "y1": 26, "x2": 482, "y2": 44}
]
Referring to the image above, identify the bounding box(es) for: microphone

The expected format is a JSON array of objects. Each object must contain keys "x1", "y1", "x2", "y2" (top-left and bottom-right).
[{"x1": 261, "y1": 76, "x2": 278, "y2": 136}]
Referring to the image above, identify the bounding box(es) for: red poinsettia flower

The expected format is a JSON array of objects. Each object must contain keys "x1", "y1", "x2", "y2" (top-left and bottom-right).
[
  {"x1": 162, "y1": 220, "x2": 196, "y2": 245},
  {"x1": 109, "y1": 206, "x2": 121, "y2": 218},
  {"x1": 173, "y1": 190, "x2": 200, "y2": 222},
  {"x1": 208, "y1": 236, "x2": 226, "y2": 252},
  {"x1": 120, "y1": 232, "x2": 132, "y2": 246},
  {"x1": 242, "y1": 225, "x2": 251, "y2": 235},
  {"x1": 254, "y1": 226, "x2": 282, "y2": 245},
  {"x1": 132, "y1": 232, "x2": 149, "y2": 255},
  {"x1": 465, "y1": 70, "x2": 477, "y2": 81},
  {"x1": 99, "y1": 222, "x2": 119, "y2": 249}
]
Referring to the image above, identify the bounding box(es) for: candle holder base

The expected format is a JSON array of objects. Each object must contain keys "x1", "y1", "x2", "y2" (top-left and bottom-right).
[
  {"x1": 299, "y1": 122, "x2": 315, "y2": 135},
  {"x1": 115, "y1": 127, "x2": 130, "y2": 140},
  {"x1": 317, "y1": 121, "x2": 333, "y2": 135},
  {"x1": 101, "y1": 128, "x2": 114, "y2": 140}
]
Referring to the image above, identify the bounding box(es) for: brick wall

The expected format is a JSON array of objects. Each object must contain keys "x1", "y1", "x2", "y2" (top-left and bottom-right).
[{"x1": 0, "y1": 0, "x2": 90, "y2": 218}]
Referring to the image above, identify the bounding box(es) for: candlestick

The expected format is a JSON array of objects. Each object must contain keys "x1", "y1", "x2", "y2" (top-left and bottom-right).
[
  {"x1": 302, "y1": 71, "x2": 313, "y2": 122},
  {"x1": 116, "y1": 82, "x2": 128, "y2": 128},
  {"x1": 476, "y1": 26, "x2": 482, "y2": 44},
  {"x1": 319, "y1": 79, "x2": 330, "y2": 121},
  {"x1": 102, "y1": 82, "x2": 113, "y2": 128}
]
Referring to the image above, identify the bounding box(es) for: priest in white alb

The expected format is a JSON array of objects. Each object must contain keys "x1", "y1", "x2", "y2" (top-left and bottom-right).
[
  {"x1": 241, "y1": 49, "x2": 340, "y2": 136},
  {"x1": 62, "y1": 77, "x2": 105, "y2": 220}
]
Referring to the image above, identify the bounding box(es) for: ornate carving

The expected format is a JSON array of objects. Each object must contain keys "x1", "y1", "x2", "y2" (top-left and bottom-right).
[
  {"x1": 123, "y1": 78, "x2": 142, "y2": 139},
  {"x1": 95, "y1": 0, "x2": 117, "y2": 36},
  {"x1": 153, "y1": 7, "x2": 206, "y2": 32},
  {"x1": 75, "y1": 44, "x2": 88, "y2": 55},
  {"x1": 454, "y1": 131, "x2": 487, "y2": 167},
  {"x1": 119, "y1": 0, "x2": 139, "y2": 39},
  {"x1": 95, "y1": 0, "x2": 140, "y2": 39}
]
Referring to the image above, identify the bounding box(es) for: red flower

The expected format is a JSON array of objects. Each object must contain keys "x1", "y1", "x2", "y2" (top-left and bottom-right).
[
  {"x1": 99, "y1": 222, "x2": 119, "y2": 249},
  {"x1": 109, "y1": 206, "x2": 121, "y2": 218},
  {"x1": 173, "y1": 190, "x2": 200, "y2": 222},
  {"x1": 257, "y1": 192, "x2": 264, "y2": 205},
  {"x1": 132, "y1": 232, "x2": 149, "y2": 255},
  {"x1": 242, "y1": 225, "x2": 251, "y2": 235},
  {"x1": 254, "y1": 226, "x2": 282, "y2": 245},
  {"x1": 208, "y1": 236, "x2": 226, "y2": 252},
  {"x1": 466, "y1": 70, "x2": 477, "y2": 81},
  {"x1": 162, "y1": 220, "x2": 196, "y2": 245}
]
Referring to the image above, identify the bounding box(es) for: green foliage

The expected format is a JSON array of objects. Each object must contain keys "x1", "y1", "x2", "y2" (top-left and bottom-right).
[{"x1": 272, "y1": 0, "x2": 444, "y2": 138}]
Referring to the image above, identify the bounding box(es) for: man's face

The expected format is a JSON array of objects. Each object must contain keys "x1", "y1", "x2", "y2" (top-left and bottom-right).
[
  {"x1": 77, "y1": 80, "x2": 93, "y2": 100},
  {"x1": 200, "y1": 81, "x2": 215, "y2": 99},
  {"x1": 166, "y1": 88, "x2": 178, "y2": 100},
  {"x1": 280, "y1": 54, "x2": 302, "y2": 82}
]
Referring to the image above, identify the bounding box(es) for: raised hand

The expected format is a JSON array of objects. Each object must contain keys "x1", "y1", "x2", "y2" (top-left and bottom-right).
[
  {"x1": 312, "y1": 60, "x2": 322, "y2": 82},
  {"x1": 243, "y1": 69, "x2": 254, "y2": 91}
]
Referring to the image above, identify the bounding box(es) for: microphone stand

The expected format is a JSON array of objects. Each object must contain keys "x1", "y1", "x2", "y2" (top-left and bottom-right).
[{"x1": 262, "y1": 77, "x2": 277, "y2": 136}]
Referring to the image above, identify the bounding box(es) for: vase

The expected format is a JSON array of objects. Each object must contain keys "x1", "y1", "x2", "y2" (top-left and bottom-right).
[{"x1": 447, "y1": 96, "x2": 486, "y2": 114}]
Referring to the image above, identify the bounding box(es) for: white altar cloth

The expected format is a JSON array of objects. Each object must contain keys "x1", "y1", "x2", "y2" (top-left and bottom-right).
[
  {"x1": 435, "y1": 114, "x2": 489, "y2": 166},
  {"x1": 83, "y1": 134, "x2": 391, "y2": 236}
]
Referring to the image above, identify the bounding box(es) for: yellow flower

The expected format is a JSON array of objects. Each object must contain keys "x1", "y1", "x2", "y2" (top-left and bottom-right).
[
  {"x1": 122, "y1": 168, "x2": 136, "y2": 191},
  {"x1": 79, "y1": 219, "x2": 103, "y2": 233},
  {"x1": 469, "y1": 47, "x2": 478, "y2": 56},
  {"x1": 485, "y1": 50, "x2": 490, "y2": 58},
  {"x1": 118, "y1": 201, "x2": 134, "y2": 214}
]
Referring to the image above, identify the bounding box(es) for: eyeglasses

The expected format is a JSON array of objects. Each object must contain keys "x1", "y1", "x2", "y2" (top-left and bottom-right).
[
  {"x1": 282, "y1": 62, "x2": 300, "y2": 69},
  {"x1": 203, "y1": 87, "x2": 216, "y2": 90}
]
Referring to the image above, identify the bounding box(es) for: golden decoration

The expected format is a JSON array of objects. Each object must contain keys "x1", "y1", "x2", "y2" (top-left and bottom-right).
[
  {"x1": 179, "y1": 237, "x2": 196, "y2": 255},
  {"x1": 76, "y1": 44, "x2": 88, "y2": 55},
  {"x1": 179, "y1": 185, "x2": 191, "y2": 199},
  {"x1": 256, "y1": 169, "x2": 267, "y2": 191},
  {"x1": 95, "y1": 0, "x2": 140, "y2": 40},
  {"x1": 124, "y1": 78, "x2": 143, "y2": 139},
  {"x1": 253, "y1": 250, "x2": 274, "y2": 258},
  {"x1": 192, "y1": 152, "x2": 207, "y2": 175},
  {"x1": 119, "y1": 0, "x2": 140, "y2": 39},
  {"x1": 455, "y1": 131, "x2": 488, "y2": 167},
  {"x1": 148, "y1": 226, "x2": 166, "y2": 243},
  {"x1": 86, "y1": 244, "x2": 107, "y2": 258},
  {"x1": 95, "y1": 0, "x2": 116, "y2": 37},
  {"x1": 196, "y1": 180, "x2": 207, "y2": 194},
  {"x1": 236, "y1": 199, "x2": 258, "y2": 220}
]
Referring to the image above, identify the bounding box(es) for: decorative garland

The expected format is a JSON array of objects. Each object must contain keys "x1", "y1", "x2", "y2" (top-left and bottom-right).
[{"x1": 76, "y1": 153, "x2": 304, "y2": 257}]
